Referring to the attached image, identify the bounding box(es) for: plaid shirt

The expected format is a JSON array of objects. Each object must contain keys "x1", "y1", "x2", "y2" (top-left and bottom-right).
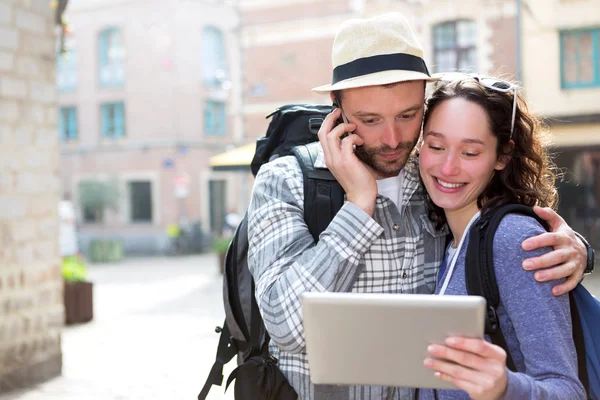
[{"x1": 247, "y1": 150, "x2": 448, "y2": 400}]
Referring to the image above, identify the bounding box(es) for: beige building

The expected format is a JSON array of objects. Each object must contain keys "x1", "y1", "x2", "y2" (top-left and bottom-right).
[
  {"x1": 58, "y1": 0, "x2": 243, "y2": 255},
  {"x1": 521, "y1": 0, "x2": 600, "y2": 248},
  {"x1": 0, "y1": 0, "x2": 63, "y2": 392},
  {"x1": 239, "y1": 0, "x2": 520, "y2": 141},
  {"x1": 211, "y1": 0, "x2": 520, "y2": 195}
]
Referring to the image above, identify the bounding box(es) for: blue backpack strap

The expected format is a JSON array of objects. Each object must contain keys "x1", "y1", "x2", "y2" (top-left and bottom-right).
[
  {"x1": 465, "y1": 204, "x2": 548, "y2": 373},
  {"x1": 569, "y1": 289, "x2": 590, "y2": 396},
  {"x1": 292, "y1": 142, "x2": 345, "y2": 242},
  {"x1": 465, "y1": 204, "x2": 593, "y2": 397}
]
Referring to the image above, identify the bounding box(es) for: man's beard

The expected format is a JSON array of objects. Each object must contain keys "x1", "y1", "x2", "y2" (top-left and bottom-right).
[{"x1": 354, "y1": 137, "x2": 419, "y2": 177}]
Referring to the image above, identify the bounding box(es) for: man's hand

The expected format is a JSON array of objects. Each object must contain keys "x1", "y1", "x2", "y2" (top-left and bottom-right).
[
  {"x1": 424, "y1": 337, "x2": 508, "y2": 400},
  {"x1": 521, "y1": 206, "x2": 587, "y2": 296},
  {"x1": 318, "y1": 109, "x2": 378, "y2": 216}
]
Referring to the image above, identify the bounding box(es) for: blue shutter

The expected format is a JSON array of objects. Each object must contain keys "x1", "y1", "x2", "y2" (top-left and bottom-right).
[
  {"x1": 218, "y1": 103, "x2": 225, "y2": 136},
  {"x1": 594, "y1": 30, "x2": 600, "y2": 86},
  {"x1": 204, "y1": 102, "x2": 212, "y2": 135},
  {"x1": 99, "y1": 30, "x2": 108, "y2": 66},
  {"x1": 99, "y1": 30, "x2": 108, "y2": 87},
  {"x1": 101, "y1": 104, "x2": 108, "y2": 137},
  {"x1": 58, "y1": 108, "x2": 66, "y2": 141},
  {"x1": 114, "y1": 103, "x2": 125, "y2": 138},
  {"x1": 68, "y1": 108, "x2": 77, "y2": 140},
  {"x1": 111, "y1": 29, "x2": 125, "y2": 87}
]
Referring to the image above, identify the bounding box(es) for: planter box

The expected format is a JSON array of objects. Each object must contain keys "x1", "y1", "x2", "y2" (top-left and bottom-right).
[
  {"x1": 89, "y1": 239, "x2": 124, "y2": 263},
  {"x1": 64, "y1": 281, "x2": 94, "y2": 325}
]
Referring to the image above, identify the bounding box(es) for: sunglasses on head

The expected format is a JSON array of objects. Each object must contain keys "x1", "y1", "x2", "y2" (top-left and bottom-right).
[{"x1": 432, "y1": 72, "x2": 518, "y2": 139}]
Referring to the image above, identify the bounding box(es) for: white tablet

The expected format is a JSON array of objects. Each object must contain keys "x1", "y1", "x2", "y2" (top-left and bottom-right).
[{"x1": 301, "y1": 292, "x2": 486, "y2": 389}]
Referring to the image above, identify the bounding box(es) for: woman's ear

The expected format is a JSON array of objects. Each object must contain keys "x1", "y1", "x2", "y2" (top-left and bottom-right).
[{"x1": 495, "y1": 140, "x2": 515, "y2": 171}]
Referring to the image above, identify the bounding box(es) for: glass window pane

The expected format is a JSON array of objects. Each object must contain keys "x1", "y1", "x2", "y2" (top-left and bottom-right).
[
  {"x1": 564, "y1": 59, "x2": 578, "y2": 84},
  {"x1": 435, "y1": 50, "x2": 457, "y2": 72},
  {"x1": 457, "y1": 21, "x2": 476, "y2": 47},
  {"x1": 579, "y1": 32, "x2": 593, "y2": 58},
  {"x1": 458, "y1": 48, "x2": 477, "y2": 72},
  {"x1": 579, "y1": 57, "x2": 595, "y2": 83},
  {"x1": 563, "y1": 34, "x2": 578, "y2": 60},
  {"x1": 203, "y1": 27, "x2": 226, "y2": 85},
  {"x1": 435, "y1": 23, "x2": 455, "y2": 49}
]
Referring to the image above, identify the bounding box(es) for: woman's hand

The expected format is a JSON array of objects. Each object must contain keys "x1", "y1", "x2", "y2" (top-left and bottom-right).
[{"x1": 424, "y1": 337, "x2": 508, "y2": 400}]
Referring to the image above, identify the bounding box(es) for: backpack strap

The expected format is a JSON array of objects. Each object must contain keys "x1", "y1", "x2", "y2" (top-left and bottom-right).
[
  {"x1": 199, "y1": 217, "x2": 251, "y2": 400},
  {"x1": 197, "y1": 320, "x2": 238, "y2": 400},
  {"x1": 569, "y1": 290, "x2": 590, "y2": 395},
  {"x1": 466, "y1": 204, "x2": 591, "y2": 396},
  {"x1": 292, "y1": 142, "x2": 345, "y2": 242},
  {"x1": 465, "y1": 204, "x2": 547, "y2": 373}
]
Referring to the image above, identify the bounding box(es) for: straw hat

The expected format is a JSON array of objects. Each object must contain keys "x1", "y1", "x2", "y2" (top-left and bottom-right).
[{"x1": 312, "y1": 12, "x2": 437, "y2": 93}]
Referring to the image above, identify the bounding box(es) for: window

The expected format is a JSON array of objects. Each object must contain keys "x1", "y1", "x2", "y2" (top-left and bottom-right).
[
  {"x1": 204, "y1": 101, "x2": 226, "y2": 136},
  {"x1": 98, "y1": 28, "x2": 125, "y2": 87},
  {"x1": 101, "y1": 102, "x2": 126, "y2": 138},
  {"x1": 57, "y1": 36, "x2": 77, "y2": 92},
  {"x1": 556, "y1": 150, "x2": 600, "y2": 250},
  {"x1": 433, "y1": 20, "x2": 477, "y2": 73},
  {"x1": 59, "y1": 107, "x2": 78, "y2": 141},
  {"x1": 560, "y1": 28, "x2": 600, "y2": 89},
  {"x1": 202, "y1": 26, "x2": 227, "y2": 87},
  {"x1": 129, "y1": 181, "x2": 152, "y2": 222}
]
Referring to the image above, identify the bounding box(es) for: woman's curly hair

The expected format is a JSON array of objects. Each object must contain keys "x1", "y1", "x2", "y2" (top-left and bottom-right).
[{"x1": 421, "y1": 78, "x2": 558, "y2": 230}]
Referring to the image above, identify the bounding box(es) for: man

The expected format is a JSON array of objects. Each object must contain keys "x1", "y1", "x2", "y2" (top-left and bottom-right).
[{"x1": 247, "y1": 12, "x2": 591, "y2": 400}]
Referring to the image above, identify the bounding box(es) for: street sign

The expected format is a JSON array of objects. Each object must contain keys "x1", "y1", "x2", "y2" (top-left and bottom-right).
[{"x1": 174, "y1": 172, "x2": 190, "y2": 198}]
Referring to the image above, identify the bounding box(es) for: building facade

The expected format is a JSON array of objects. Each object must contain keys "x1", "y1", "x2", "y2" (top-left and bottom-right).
[
  {"x1": 58, "y1": 0, "x2": 243, "y2": 255},
  {"x1": 521, "y1": 0, "x2": 600, "y2": 249},
  {"x1": 0, "y1": 0, "x2": 63, "y2": 392},
  {"x1": 239, "y1": 0, "x2": 520, "y2": 142}
]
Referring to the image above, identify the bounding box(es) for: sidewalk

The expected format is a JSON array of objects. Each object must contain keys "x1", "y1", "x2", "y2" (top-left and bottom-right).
[
  {"x1": 1, "y1": 256, "x2": 598, "y2": 400},
  {"x1": 0, "y1": 255, "x2": 235, "y2": 400}
]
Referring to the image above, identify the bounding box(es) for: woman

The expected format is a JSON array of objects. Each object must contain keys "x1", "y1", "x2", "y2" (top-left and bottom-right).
[{"x1": 418, "y1": 75, "x2": 586, "y2": 399}]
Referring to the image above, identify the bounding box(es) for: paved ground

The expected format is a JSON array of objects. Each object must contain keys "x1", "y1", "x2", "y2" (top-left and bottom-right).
[
  {"x1": 0, "y1": 254, "x2": 235, "y2": 400},
  {"x1": 0, "y1": 256, "x2": 598, "y2": 400}
]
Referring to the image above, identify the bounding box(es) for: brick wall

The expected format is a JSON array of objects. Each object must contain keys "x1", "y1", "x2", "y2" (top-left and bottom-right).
[
  {"x1": 0, "y1": 0, "x2": 63, "y2": 392},
  {"x1": 488, "y1": 15, "x2": 518, "y2": 80},
  {"x1": 244, "y1": 38, "x2": 333, "y2": 104}
]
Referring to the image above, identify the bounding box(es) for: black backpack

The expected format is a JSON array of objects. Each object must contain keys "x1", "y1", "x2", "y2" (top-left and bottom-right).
[
  {"x1": 465, "y1": 203, "x2": 594, "y2": 398},
  {"x1": 198, "y1": 105, "x2": 345, "y2": 400}
]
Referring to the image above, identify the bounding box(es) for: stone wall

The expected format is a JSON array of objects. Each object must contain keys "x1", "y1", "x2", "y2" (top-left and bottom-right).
[{"x1": 0, "y1": 0, "x2": 63, "y2": 392}]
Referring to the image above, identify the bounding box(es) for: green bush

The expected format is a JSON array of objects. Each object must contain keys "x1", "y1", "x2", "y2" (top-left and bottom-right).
[
  {"x1": 62, "y1": 255, "x2": 88, "y2": 282},
  {"x1": 211, "y1": 237, "x2": 232, "y2": 254}
]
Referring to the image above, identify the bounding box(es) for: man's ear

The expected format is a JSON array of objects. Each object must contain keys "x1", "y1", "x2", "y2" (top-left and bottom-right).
[
  {"x1": 495, "y1": 140, "x2": 515, "y2": 170},
  {"x1": 330, "y1": 92, "x2": 336, "y2": 104}
]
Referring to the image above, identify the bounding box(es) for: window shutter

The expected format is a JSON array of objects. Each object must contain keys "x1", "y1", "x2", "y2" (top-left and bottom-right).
[
  {"x1": 58, "y1": 109, "x2": 66, "y2": 141},
  {"x1": 68, "y1": 108, "x2": 77, "y2": 140},
  {"x1": 114, "y1": 103, "x2": 125, "y2": 138},
  {"x1": 101, "y1": 104, "x2": 108, "y2": 137}
]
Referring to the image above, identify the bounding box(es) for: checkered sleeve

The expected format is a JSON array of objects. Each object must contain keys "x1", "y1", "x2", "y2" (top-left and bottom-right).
[{"x1": 248, "y1": 156, "x2": 383, "y2": 354}]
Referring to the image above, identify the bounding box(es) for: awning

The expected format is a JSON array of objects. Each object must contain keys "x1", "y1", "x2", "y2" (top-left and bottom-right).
[{"x1": 210, "y1": 142, "x2": 256, "y2": 171}]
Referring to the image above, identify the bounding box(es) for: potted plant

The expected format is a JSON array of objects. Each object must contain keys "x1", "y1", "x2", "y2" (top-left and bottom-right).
[
  {"x1": 62, "y1": 254, "x2": 94, "y2": 325},
  {"x1": 212, "y1": 236, "x2": 232, "y2": 274}
]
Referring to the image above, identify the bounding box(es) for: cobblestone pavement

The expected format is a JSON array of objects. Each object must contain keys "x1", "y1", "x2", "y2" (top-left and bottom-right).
[{"x1": 1, "y1": 256, "x2": 598, "y2": 400}]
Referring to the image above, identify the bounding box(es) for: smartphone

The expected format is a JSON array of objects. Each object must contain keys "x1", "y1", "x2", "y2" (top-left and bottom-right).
[{"x1": 332, "y1": 97, "x2": 351, "y2": 141}]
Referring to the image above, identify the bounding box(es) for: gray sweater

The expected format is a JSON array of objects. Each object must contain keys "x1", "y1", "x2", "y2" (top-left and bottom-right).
[{"x1": 419, "y1": 214, "x2": 586, "y2": 400}]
